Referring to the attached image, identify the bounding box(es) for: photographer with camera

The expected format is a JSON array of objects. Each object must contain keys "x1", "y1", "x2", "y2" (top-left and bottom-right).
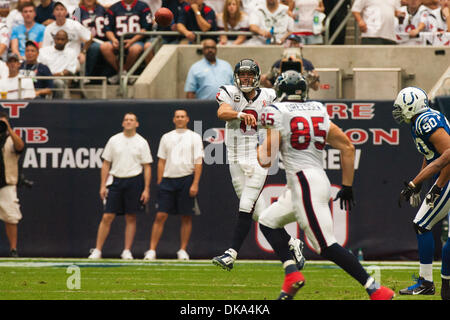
[
  {"x1": 0, "y1": 111, "x2": 25, "y2": 257},
  {"x1": 260, "y1": 35, "x2": 320, "y2": 96}
]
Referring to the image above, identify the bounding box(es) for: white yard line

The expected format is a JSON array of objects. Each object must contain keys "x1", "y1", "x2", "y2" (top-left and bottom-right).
[{"x1": 0, "y1": 258, "x2": 441, "y2": 269}]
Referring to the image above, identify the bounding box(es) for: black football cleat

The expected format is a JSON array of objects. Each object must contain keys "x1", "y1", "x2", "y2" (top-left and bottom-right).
[{"x1": 399, "y1": 276, "x2": 435, "y2": 295}]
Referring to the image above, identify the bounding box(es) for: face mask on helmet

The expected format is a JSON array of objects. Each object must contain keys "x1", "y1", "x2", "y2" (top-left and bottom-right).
[
  {"x1": 274, "y1": 70, "x2": 308, "y2": 101},
  {"x1": 392, "y1": 87, "x2": 429, "y2": 124},
  {"x1": 234, "y1": 59, "x2": 261, "y2": 93}
]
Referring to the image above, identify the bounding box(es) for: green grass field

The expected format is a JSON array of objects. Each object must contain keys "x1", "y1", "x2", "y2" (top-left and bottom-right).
[{"x1": 0, "y1": 258, "x2": 444, "y2": 300}]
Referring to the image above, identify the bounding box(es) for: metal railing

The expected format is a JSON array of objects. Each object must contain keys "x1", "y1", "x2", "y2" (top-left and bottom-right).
[
  {"x1": 429, "y1": 75, "x2": 450, "y2": 101},
  {"x1": 118, "y1": 31, "x2": 253, "y2": 97},
  {"x1": 324, "y1": 0, "x2": 353, "y2": 45},
  {"x1": 15, "y1": 76, "x2": 108, "y2": 99}
]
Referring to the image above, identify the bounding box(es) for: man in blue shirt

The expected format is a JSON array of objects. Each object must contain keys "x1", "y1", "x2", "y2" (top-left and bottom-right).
[
  {"x1": 10, "y1": 2, "x2": 45, "y2": 60},
  {"x1": 184, "y1": 38, "x2": 233, "y2": 100}
]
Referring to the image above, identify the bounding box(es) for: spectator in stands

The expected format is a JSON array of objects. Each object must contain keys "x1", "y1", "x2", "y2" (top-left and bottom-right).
[
  {"x1": 20, "y1": 40, "x2": 53, "y2": 98},
  {"x1": 0, "y1": 1, "x2": 10, "y2": 62},
  {"x1": 101, "y1": 0, "x2": 153, "y2": 84},
  {"x1": 290, "y1": 0, "x2": 325, "y2": 45},
  {"x1": 205, "y1": 0, "x2": 224, "y2": 13},
  {"x1": 421, "y1": 0, "x2": 450, "y2": 32},
  {"x1": 352, "y1": 0, "x2": 402, "y2": 45},
  {"x1": 0, "y1": 53, "x2": 36, "y2": 99},
  {"x1": 241, "y1": 0, "x2": 261, "y2": 15},
  {"x1": 6, "y1": 0, "x2": 26, "y2": 32},
  {"x1": 39, "y1": 30, "x2": 78, "y2": 98},
  {"x1": 42, "y1": 1, "x2": 92, "y2": 72},
  {"x1": 184, "y1": 38, "x2": 233, "y2": 99},
  {"x1": 248, "y1": 0, "x2": 294, "y2": 45},
  {"x1": 323, "y1": 0, "x2": 351, "y2": 44},
  {"x1": 177, "y1": 0, "x2": 217, "y2": 43},
  {"x1": 158, "y1": 0, "x2": 188, "y2": 44},
  {"x1": 58, "y1": 0, "x2": 80, "y2": 15},
  {"x1": 10, "y1": 1, "x2": 46, "y2": 61},
  {"x1": 142, "y1": 0, "x2": 162, "y2": 15},
  {"x1": 98, "y1": 0, "x2": 119, "y2": 9},
  {"x1": 0, "y1": 0, "x2": 8, "y2": 20},
  {"x1": 35, "y1": 0, "x2": 55, "y2": 26},
  {"x1": 441, "y1": 0, "x2": 450, "y2": 31},
  {"x1": 395, "y1": 0, "x2": 426, "y2": 41},
  {"x1": 0, "y1": 59, "x2": 8, "y2": 79},
  {"x1": 260, "y1": 35, "x2": 320, "y2": 93},
  {"x1": 72, "y1": 0, "x2": 107, "y2": 77},
  {"x1": 217, "y1": 0, "x2": 250, "y2": 45}
]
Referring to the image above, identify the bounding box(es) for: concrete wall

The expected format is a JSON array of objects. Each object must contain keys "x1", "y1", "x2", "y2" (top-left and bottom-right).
[{"x1": 134, "y1": 45, "x2": 450, "y2": 100}]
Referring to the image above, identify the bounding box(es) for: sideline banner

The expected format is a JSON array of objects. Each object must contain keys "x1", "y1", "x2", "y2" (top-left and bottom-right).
[{"x1": 0, "y1": 99, "x2": 428, "y2": 259}]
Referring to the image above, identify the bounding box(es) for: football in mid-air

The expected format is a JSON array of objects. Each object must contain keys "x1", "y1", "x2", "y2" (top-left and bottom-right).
[{"x1": 155, "y1": 7, "x2": 174, "y2": 27}]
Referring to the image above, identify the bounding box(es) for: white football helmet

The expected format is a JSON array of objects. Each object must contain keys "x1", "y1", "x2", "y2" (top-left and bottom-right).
[{"x1": 392, "y1": 87, "x2": 429, "y2": 124}]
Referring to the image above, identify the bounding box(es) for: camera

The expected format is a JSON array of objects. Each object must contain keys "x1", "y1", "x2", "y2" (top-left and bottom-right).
[
  {"x1": 0, "y1": 120, "x2": 7, "y2": 133},
  {"x1": 280, "y1": 60, "x2": 303, "y2": 73},
  {"x1": 18, "y1": 173, "x2": 34, "y2": 188}
]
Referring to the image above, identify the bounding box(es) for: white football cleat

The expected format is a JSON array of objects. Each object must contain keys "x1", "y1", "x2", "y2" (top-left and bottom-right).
[
  {"x1": 88, "y1": 248, "x2": 102, "y2": 259},
  {"x1": 120, "y1": 249, "x2": 134, "y2": 260},
  {"x1": 212, "y1": 248, "x2": 237, "y2": 271},
  {"x1": 177, "y1": 249, "x2": 190, "y2": 260},
  {"x1": 143, "y1": 249, "x2": 156, "y2": 260},
  {"x1": 288, "y1": 238, "x2": 306, "y2": 270}
]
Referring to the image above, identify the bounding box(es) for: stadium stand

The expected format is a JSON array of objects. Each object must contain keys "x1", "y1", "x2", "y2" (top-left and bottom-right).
[{"x1": 0, "y1": 0, "x2": 447, "y2": 100}]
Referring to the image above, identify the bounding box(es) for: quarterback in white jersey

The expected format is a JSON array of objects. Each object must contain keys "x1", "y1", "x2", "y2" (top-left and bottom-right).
[
  {"x1": 256, "y1": 70, "x2": 394, "y2": 300},
  {"x1": 212, "y1": 59, "x2": 305, "y2": 272}
]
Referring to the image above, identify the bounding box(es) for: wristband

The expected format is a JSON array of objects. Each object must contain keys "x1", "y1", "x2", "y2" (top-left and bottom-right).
[
  {"x1": 237, "y1": 112, "x2": 245, "y2": 119},
  {"x1": 408, "y1": 181, "x2": 416, "y2": 189}
]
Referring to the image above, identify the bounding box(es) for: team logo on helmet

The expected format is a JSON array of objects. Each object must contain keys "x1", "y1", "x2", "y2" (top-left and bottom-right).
[{"x1": 392, "y1": 87, "x2": 429, "y2": 124}]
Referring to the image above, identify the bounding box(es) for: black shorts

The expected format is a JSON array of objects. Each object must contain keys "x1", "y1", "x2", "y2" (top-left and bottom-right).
[
  {"x1": 157, "y1": 175, "x2": 196, "y2": 215},
  {"x1": 104, "y1": 174, "x2": 144, "y2": 215}
]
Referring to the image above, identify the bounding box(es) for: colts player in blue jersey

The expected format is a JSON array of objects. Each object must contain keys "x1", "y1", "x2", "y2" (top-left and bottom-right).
[
  {"x1": 101, "y1": 0, "x2": 153, "y2": 84},
  {"x1": 394, "y1": 87, "x2": 450, "y2": 300}
]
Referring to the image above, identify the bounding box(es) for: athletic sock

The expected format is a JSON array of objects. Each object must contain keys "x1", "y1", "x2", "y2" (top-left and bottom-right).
[
  {"x1": 320, "y1": 243, "x2": 370, "y2": 286},
  {"x1": 441, "y1": 238, "x2": 450, "y2": 278},
  {"x1": 417, "y1": 231, "x2": 434, "y2": 265},
  {"x1": 230, "y1": 211, "x2": 253, "y2": 252},
  {"x1": 420, "y1": 264, "x2": 434, "y2": 282},
  {"x1": 364, "y1": 277, "x2": 380, "y2": 296},
  {"x1": 283, "y1": 260, "x2": 298, "y2": 275},
  {"x1": 259, "y1": 224, "x2": 293, "y2": 263},
  {"x1": 417, "y1": 231, "x2": 434, "y2": 282}
]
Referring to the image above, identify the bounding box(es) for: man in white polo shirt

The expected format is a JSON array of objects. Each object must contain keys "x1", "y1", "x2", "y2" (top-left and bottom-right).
[
  {"x1": 0, "y1": 53, "x2": 35, "y2": 99},
  {"x1": 89, "y1": 112, "x2": 153, "y2": 260},
  {"x1": 144, "y1": 109, "x2": 204, "y2": 261}
]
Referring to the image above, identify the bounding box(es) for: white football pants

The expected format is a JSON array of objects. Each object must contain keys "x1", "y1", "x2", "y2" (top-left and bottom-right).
[
  {"x1": 259, "y1": 168, "x2": 337, "y2": 254},
  {"x1": 229, "y1": 162, "x2": 268, "y2": 220}
]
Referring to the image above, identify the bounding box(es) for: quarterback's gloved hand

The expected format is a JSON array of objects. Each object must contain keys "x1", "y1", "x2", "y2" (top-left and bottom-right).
[
  {"x1": 425, "y1": 185, "x2": 442, "y2": 208},
  {"x1": 398, "y1": 181, "x2": 421, "y2": 208},
  {"x1": 334, "y1": 185, "x2": 355, "y2": 211}
]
